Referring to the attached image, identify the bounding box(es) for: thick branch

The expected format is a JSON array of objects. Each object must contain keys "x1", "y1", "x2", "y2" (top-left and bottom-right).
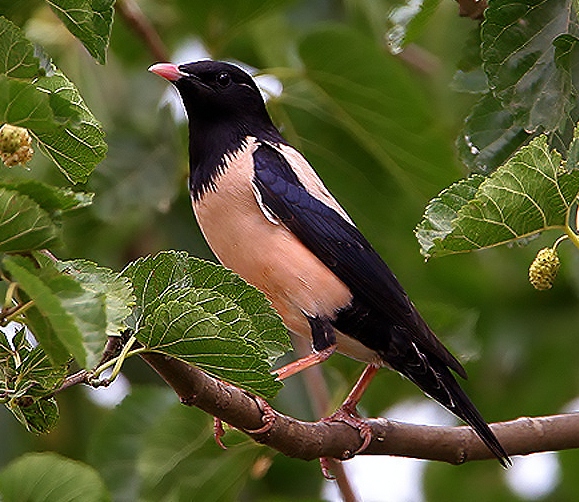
[{"x1": 140, "y1": 351, "x2": 579, "y2": 464}]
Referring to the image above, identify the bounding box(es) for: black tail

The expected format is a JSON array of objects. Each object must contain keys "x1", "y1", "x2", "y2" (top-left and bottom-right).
[{"x1": 388, "y1": 343, "x2": 510, "y2": 467}]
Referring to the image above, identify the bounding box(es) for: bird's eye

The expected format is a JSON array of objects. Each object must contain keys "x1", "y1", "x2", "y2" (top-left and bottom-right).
[{"x1": 216, "y1": 71, "x2": 231, "y2": 87}]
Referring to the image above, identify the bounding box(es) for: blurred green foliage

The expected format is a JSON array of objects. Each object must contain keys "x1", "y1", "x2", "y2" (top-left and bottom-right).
[{"x1": 0, "y1": 0, "x2": 579, "y2": 500}]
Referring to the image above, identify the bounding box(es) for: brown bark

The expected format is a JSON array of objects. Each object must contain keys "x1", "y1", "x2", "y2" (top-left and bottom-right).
[{"x1": 140, "y1": 351, "x2": 579, "y2": 465}]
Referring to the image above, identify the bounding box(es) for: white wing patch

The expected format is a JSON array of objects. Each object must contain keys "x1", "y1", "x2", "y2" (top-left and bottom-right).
[{"x1": 252, "y1": 181, "x2": 280, "y2": 225}]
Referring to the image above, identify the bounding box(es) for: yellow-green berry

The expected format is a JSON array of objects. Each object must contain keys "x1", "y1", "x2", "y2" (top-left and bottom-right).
[
  {"x1": 0, "y1": 124, "x2": 33, "y2": 167},
  {"x1": 529, "y1": 247, "x2": 560, "y2": 290}
]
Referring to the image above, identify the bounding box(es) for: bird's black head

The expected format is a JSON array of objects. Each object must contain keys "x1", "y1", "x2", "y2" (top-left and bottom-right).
[
  {"x1": 149, "y1": 60, "x2": 274, "y2": 132},
  {"x1": 149, "y1": 60, "x2": 284, "y2": 199}
]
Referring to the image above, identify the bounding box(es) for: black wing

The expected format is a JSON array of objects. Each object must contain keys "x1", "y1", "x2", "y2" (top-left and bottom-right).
[{"x1": 252, "y1": 142, "x2": 466, "y2": 379}]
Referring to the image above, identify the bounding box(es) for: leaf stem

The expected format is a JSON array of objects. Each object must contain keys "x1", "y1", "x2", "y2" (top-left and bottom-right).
[{"x1": 89, "y1": 336, "x2": 145, "y2": 385}]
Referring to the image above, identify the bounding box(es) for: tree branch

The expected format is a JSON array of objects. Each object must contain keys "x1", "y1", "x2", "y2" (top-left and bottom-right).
[{"x1": 139, "y1": 351, "x2": 579, "y2": 464}]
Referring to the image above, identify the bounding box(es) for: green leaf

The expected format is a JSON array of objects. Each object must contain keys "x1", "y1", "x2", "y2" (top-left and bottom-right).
[
  {"x1": 0, "y1": 18, "x2": 82, "y2": 132},
  {"x1": 88, "y1": 387, "x2": 177, "y2": 502},
  {"x1": 296, "y1": 25, "x2": 458, "y2": 193},
  {"x1": 0, "y1": 452, "x2": 110, "y2": 502},
  {"x1": 123, "y1": 251, "x2": 289, "y2": 362},
  {"x1": 55, "y1": 259, "x2": 134, "y2": 338},
  {"x1": 2, "y1": 255, "x2": 106, "y2": 368},
  {"x1": 0, "y1": 75, "x2": 59, "y2": 133},
  {"x1": 122, "y1": 251, "x2": 289, "y2": 398},
  {"x1": 33, "y1": 70, "x2": 107, "y2": 183},
  {"x1": 0, "y1": 16, "x2": 42, "y2": 78},
  {"x1": 415, "y1": 174, "x2": 485, "y2": 258},
  {"x1": 416, "y1": 134, "x2": 579, "y2": 258},
  {"x1": 481, "y1": 0, "x2": 579, "y2": 132},
  {"x1": 0, "y1": 188, "x2": 58, "y2": 252},
  {"x1": 10, "y1": 396, "x2": 60, "y2": 434},
  {"x1": 140, "y1": 297, "x2": 281, "y2": 398},
  {"x1": 0, "y1": 180, "x2": 93, "y2": 215},
  {"x1": 46, "y1": 0, "x2": 115, "y2": 65},
  {"x1": 457, "y1": 93, "x2": 530, "y2": 174},
  {"x1": 386, "y1": 0, "x2": 442, "y2": 54},
  {"x1": 138, "y1": 403, "x2": 260, "y2": 501},
  {"x1": 0, "y1": 329, "x2": 66, "y2": 433},
  {"x1": 0, "y1": 183, "x2": 91, "y2": 253}
]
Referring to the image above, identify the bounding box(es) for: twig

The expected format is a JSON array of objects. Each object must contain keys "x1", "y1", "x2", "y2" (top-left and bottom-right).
[
  {"x1": 139, "y1": 351, "x2": 579, "y2": 464},
  {"x1": 115, "y1": 0, "x2": 170, "y2": 62}
]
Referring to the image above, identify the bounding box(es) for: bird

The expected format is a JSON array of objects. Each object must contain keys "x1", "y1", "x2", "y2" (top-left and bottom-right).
[{"x1": 148, "y1": 60, "x2": 510, "y2": 467}]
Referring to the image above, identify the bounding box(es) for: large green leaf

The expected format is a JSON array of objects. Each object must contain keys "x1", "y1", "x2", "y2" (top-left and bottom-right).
[
  {"x1": 46, "y1": 0, "x2": 115, "y2": 64},
  {"x1": 123, "y1": 251, "x2": 290, "y2": 362},
  {"x1": 296, "y1": 25, "x2": 458, "y2": 194},
  {"x1": 481, "y1": 0, "x2": 579, "y2": 132},
  {"x1": 0, "y1": 19, "x2": 103, "y2": 180},
  {"x1": 416, "y1": 134, "x2": 579, "y2": 258},
  {"x1": 33, "y1": 70, "x2": 107, "y2": 183},
  {"x1": 138, "y1": 403, "x2": 260, "y2": 502},
  {"x1": 0, "y1": 452, "x2": 110, "y2": 502},
  {"x1": 122, "y1": 251, "x2": 290, "y2": 398},
  {"x1": 0, "y1": 16, "x2": 41, "y2": 78},
  {"x1": 140, "y1": 297, "x2": 280, "y2": 398},
  {"x1": 0, "y1": 188, "x2": 58, "y2": 252}
]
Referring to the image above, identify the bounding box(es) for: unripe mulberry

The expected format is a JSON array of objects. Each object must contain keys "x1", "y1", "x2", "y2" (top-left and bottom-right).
[
  {"x1": 529, "y1": 247, "x2": 560, "y2": 290},
  {"x1": 0, "y1": 124, "x2": 33, "y2": 167}
]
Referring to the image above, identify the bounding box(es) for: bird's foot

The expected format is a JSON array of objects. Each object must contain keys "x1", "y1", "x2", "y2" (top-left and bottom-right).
[
  {"x1": 322, "y1": 404, "x2": 372, "y2": 457},
  {"x1": 243, "y1": 395, "x2": 276, "y2": 435},
  {"x1": 319, "y1": 457, "x2": 338, "y2": 480},
  {"x1": 213, "y1": 395, "x2": 275, "y2": 449},
  {"x1": 213, "y1": 417, "x2": 227, "y2": 450}
]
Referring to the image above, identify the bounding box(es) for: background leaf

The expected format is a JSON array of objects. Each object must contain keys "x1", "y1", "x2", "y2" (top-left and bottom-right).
[
  {"x1": 296, "y1": 25, "x2": 458, "y2": 194},
  {"x1": 137, "y1": 403, "x2": 261, "y2": 502},
  {"x1": 88, "y1": 387, "x2": 177, "y2": 502},
  {"x1": 0, "y1": 452, "x2": 110, "y2": 502},
  {"x1": 386, "y1": 0, "x2": 442, "y2": 54}
]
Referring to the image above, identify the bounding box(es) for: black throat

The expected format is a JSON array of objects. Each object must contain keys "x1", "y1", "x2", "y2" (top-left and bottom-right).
[{"x1": 187, "y1": 116, "x2": 285, "y2": 201}]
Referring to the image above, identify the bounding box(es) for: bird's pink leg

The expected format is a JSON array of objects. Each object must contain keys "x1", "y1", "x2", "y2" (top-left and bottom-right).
[
  {"x1": 323, "y1": 363, "x2": 379, "y2": 458},
  {"x1": 273, "y1": 345, "x2": 337, "y2": 381}
]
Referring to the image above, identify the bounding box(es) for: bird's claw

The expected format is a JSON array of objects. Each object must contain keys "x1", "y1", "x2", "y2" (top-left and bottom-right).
[
  {"x1": 213, "y1": 417, "x2": 228, "y2": 449},
  {"x1": 319, "y1": 457, "x2": 337, "y2": 480},
  {"x1": 322, "y1": 405, "x2": 372, "y2": 457},
  {"x1": 213, "y1": 395, "x2": 275, "y2": 448},
  {"x1": 243, "y1": 395, "x2": 276, "y2": 435}
]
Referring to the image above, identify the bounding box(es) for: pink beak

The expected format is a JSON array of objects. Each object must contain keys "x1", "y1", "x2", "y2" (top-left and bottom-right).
[{"x1": 148, "y1": 63, "x2": 184, "y2": 82}]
